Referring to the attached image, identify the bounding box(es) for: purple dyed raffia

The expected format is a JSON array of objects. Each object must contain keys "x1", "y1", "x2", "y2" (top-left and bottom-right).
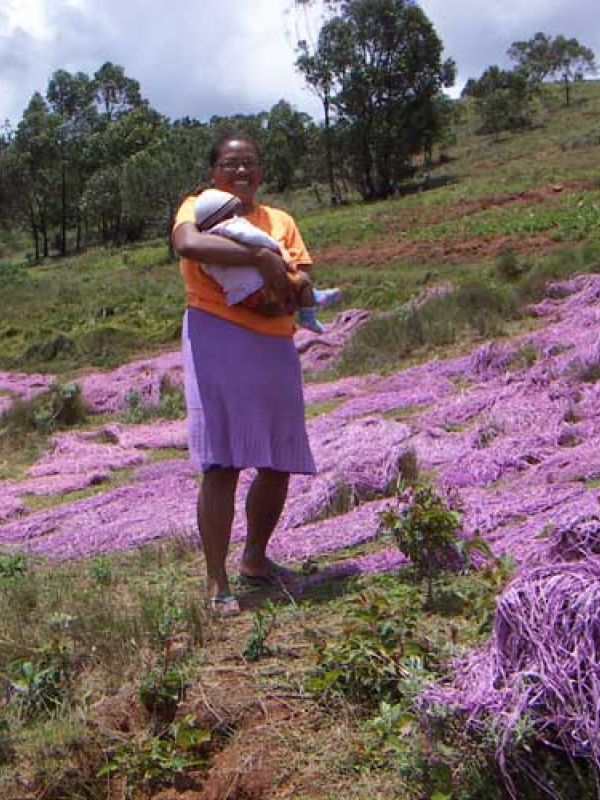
[
  {"x1": 4, "y1": 277, "x2": 600, "y2": 786},
  {"x1": 421, "y1": 559, "x2": 600, "y2": 797}
]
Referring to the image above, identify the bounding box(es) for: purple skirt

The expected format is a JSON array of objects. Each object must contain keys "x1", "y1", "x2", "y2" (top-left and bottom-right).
[{"x1": 182, "y1": 308, "x2": 316, "y2": 474}]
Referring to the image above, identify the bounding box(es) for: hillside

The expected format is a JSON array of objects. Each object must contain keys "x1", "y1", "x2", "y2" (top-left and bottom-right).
[{"x1": 1, "y1": 83, "x2": 600, "y2": 799}]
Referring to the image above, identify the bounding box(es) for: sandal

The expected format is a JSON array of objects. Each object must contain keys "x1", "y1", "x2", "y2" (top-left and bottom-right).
[
  {"x1": 239, "y1": 561, "x2": 299, "y2": 587},
  {"x1": 206, "y1": 594, "x2": 241, "y2": 618}
]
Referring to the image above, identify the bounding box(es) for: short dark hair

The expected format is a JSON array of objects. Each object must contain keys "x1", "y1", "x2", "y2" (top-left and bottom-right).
[{"x1": 208, "y1": 132, "x2": 263, "y2": 168}]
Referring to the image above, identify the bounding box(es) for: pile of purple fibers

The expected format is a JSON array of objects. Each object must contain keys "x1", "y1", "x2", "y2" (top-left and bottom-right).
[{"x1": 421, "y1": 557, "x2": 600, "y2": 797}]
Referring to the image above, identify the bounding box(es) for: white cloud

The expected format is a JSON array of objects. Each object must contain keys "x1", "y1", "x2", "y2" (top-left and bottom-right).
[{"x1": 0, "y1": 0, "x2": 598, "y2": 126}]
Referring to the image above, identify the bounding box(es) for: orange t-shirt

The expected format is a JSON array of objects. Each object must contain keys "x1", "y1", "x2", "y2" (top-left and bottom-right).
[{"x1": 173, "y1": 197, "x2": 313, "y2": 337}]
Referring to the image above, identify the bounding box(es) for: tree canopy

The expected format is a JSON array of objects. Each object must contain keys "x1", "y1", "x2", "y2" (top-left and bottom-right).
[
  {"x1": 297, "y1": 0, "x2": 455, "y2": 200},
  {"x1": 507, "y1": 32, "x2": 597, "y2": 105}
]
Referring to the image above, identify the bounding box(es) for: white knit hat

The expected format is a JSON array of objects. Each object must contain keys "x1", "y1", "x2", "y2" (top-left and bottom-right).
[{"x1": 194, "y1": 189, "x2": 242, "y2": 231}]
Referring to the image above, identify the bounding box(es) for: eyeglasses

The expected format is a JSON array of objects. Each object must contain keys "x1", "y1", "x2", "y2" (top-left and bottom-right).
[{"x1": 216, "y1": 159, "x2": 260, "y2": 172}]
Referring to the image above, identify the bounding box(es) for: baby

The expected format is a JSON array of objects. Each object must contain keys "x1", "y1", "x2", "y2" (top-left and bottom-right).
[{"x1": 193, "y1": 188, "x2": 340, "y2": 333}]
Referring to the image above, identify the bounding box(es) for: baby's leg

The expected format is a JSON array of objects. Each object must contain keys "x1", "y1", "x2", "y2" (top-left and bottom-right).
[
  {"x1": 289, "y1": 270, "x2": 315, "y2": 308},
  {"x1": 289, "y1": 271, "x2": 324, "y2": 333}
]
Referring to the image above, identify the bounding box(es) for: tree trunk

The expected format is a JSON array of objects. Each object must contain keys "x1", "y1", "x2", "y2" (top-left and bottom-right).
[
  {"x1": 29, "y1": 206, "x2": 39, "y2": 261},
  {"x1": 61, "y1": 160, "x2": 67, "y2": 256},
  {"x1": 564, "y1": 74, "x2": 571, "y2": 106},
  {"x1": 323, "y1": 94, "x2": 337, "y2": 206}
]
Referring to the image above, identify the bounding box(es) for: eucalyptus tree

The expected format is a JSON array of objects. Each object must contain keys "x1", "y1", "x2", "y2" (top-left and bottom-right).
[
  {"x1": 296, "y1": 0, "x2": 455, "y2": 200},
  {"x1": 508, "y1": 32, "x2": 597, "y2": 105},
  {"x1": 10, "y1": 93, "x2": 63, "y2": 259},
  {"x1": 93, "y1": 62, "x2": 143, "y2": 119}
]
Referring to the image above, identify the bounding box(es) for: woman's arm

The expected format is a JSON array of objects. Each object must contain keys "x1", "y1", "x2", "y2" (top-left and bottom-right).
[{"x1": 173, "y1": 223, "x2": 292, "y2": 304}]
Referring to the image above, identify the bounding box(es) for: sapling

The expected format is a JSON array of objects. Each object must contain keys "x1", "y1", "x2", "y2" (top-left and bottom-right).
[{"x1": 379, "y1": 484, "x2": 463, "y2": 607}]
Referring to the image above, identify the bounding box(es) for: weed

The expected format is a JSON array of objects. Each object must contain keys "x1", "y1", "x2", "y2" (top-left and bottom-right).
[
  {"x1": 88, "y1": 555, "x2": 112, "y2": 585},
  {"x1": 0, "y1": 719, "x2": 14, "y2": 765},
  {"x1": 0, "y1": 381, "x2": 87, "y2": 446},
  {"x1": 243, "y1": 600, "x2": 278, "y2": 662},
  {"x1": 0, "y1": 553, "x2": 27, "y2": 580},
  {"x1": 495, "y1": 247, "x2": 530, "y2": 281},
  {"x1": 9, "y1": 648, "x2": 72, "y2": 721},
  {"x1": 473, "y1": 418, "x2": 503, "y2": 449},
  {"x1": 577, "y1": 361, "x2": 600, "y2": 383},
  {"x1": 506, "y1": 341, "x2": 539, "y2": 371},
  {"x1": 337, "y1": 282, "x2": 517, "y2": 375},
  {"x1": 396, "y1": 448, "x2": 420, "y2": 485},
  {"x1": 122, "y1": 379, "x2": 185, "y2": 424}
]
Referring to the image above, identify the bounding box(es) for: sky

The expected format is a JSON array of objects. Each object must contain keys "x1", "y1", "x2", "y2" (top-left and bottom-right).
[{"x1": 1, "y1": 0, "x2": 599, "y2": 127}]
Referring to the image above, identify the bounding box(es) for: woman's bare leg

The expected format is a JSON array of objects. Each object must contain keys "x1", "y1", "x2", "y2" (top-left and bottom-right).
[
  {"x1": 241, "y1": 468, "x2": 290, "y2": 576},
  {"x1": 197, "y1": 466, "x2": 240, "y2": 598}
]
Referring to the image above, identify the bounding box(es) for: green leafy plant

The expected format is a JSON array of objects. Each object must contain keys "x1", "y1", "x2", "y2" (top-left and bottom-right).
[
  {"x1": 308, "y1": 587, "x2": 426, "y2": 706},
  {"x1": 243, "y1": 600, "x2": 278, "y2": 662},
  {"x1": 0, "y1": 553, "x2": 27, "y2": 580},
  {"x1": 139, "y1": 665, "x2": 186, "y2": 722},
  {"x1": 9, "y1": 648, "x2": 72, "y2": 721},
  {"x1": 122, "y1": 378, "x2": 185, "y2": 424},
  {"x1": 88, "y1": 554, "x2": 112, "y2": 585},
  {"x1": 379, "y1": 485, "x2": 464, "y2": 606},
  {"x1": 99, "y1": 713, "x2": 210, "y2": 788}
]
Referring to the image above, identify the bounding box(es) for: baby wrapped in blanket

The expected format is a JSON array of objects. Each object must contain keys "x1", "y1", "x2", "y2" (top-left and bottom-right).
[{"x1": 194, "y1": 188, "x2": 340, "y2": 333}]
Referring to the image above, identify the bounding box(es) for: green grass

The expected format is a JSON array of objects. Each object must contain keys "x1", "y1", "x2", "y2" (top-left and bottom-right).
[
  {"x1": 21, "y1": 467, "x2": 138, "y2": 512},
  {"x1": 305, "y1": 398, "x2": 346, "y2": 418}
]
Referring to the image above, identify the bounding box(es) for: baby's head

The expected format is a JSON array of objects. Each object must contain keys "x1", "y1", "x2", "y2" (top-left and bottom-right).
[{"x1": 194, "y1": 188, "x2": 242, "y2": 232}]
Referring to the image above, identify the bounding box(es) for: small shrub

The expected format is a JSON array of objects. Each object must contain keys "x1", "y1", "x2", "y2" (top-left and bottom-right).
[
  {"x1": 379, "y1": 485, "x2": 468, "y2": 606},
  {"x1": 308, "y1": 586, "x2": 424, "y2": 706},
  {"x1": 139, "y1": 665, "x2": 186, "y2": 722},
  {"x1": 243, "y1": 601, "x2": 278, "y2": 662},
  {"x1": 0, "y1": 553, "x2": 27, "y2": 580},
  {"x1": 9, "y1": 648, "x2": 72, "y2": 721},
  {"x1": 99, "y1": 713, "x2": 210, "y2": 789}
]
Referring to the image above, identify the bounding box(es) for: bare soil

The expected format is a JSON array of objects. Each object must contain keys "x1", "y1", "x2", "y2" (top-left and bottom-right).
[{"x1": 316, "y1": 180, "x2": 593, "y2": 267}]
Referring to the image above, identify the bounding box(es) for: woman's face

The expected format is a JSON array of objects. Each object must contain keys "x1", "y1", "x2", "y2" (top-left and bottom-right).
[{"x1": 210, "y1": 139, "x2": 262, "y2": 208}]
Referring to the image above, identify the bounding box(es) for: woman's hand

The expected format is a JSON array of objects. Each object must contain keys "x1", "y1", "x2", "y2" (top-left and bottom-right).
[{"x1": 254, "y1": 248, "x2": 294, "y2": 309}]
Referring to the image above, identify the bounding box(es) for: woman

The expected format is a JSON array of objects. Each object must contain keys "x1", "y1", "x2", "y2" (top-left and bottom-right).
[{"x1": 172, "y1": 134, "x2": 316, "y2": 617}]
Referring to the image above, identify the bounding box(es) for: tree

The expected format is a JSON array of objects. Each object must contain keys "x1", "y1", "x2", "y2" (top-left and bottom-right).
[
  {"x1": 462, "y1": 65, "x2": 536, "y2": 137},
  {"x1": 296, "y1": 30, "x2": 340, "y2": 203},
  {"x1": 296, "y1": 0, "x2": 455, "y2": 200},
  {"x1": 508, "y1": 32, "x2": 597, "y2": 105},
  {"x1": 47, "y1": 69, "x2": 96, "y2": 119},
  {"x1": 121, "y1": 125, "x2": 212, "y2": 254},
  {"x1": 45, "y1": 70, "x2": 101, "y2": 255},
  {"x1": 11, "y1": 93, "x2": 62, "y2": 259},
  {"x1": 263, "y1": 100, "x2": 313, "y2": 192},
  {"x1": 93, "y1": 62, "x2": 143, "y2": 119}
]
